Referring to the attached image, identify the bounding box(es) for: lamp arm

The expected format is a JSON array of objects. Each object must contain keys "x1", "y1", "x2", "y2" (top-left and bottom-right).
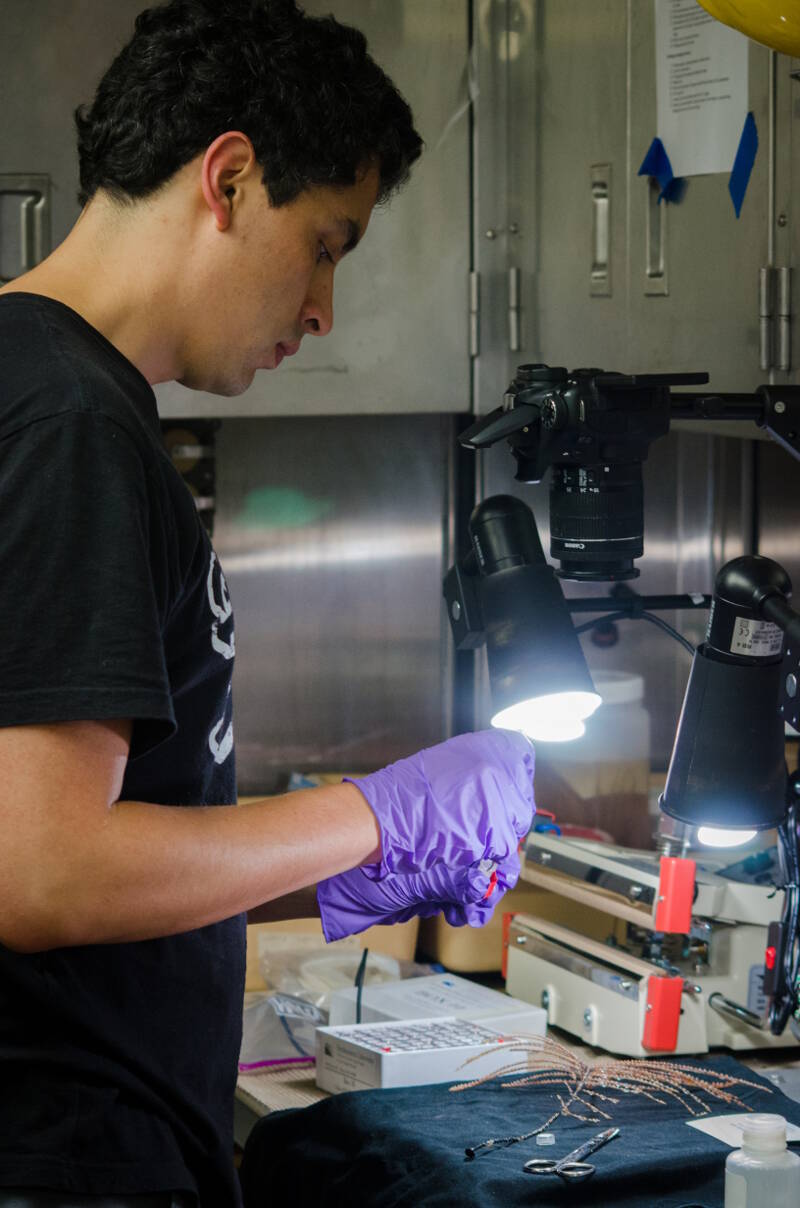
[
  {"x1": 759, "y1": 592, "x2": 800, "y2": 650},
  {"x1": 566, "y1": 592, "x2": 711, "y2": 615}
]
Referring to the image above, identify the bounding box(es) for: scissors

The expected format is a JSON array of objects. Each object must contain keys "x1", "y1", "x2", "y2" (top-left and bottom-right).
[{"x1": 523, "y1": 1126, "x2": 620, "y2": 1182}]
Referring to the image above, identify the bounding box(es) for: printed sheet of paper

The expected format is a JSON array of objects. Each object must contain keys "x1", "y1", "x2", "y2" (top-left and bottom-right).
[
  {"x1": 655, "y1": 0, "x2": 749, "y2": 176},
  {"x1": 687, "y1": 1113, "x2": 800, "y2": 1148}
]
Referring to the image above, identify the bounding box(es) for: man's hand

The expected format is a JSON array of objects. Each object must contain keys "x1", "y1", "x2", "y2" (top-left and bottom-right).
[
  {"x1": 345, "y1": 729, "x2": 535, "y2": 879},
  {"x1": 317, "y1": 853, "x2": 521, "y2": 943}
]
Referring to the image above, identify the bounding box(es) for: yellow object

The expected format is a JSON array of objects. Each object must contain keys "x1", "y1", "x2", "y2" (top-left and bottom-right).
[{"x1": 697, "y1": 0, "x2": 800, "y2": 56}]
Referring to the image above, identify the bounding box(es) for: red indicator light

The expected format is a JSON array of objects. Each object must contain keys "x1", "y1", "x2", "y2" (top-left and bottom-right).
[{"x1": 765, "y1": 946, "x2": 777, "y2": 971}]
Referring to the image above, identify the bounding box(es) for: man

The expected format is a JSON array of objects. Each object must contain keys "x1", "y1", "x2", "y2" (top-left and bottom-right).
[{"x1": 0, "y1": 2, "x2": 535, "y2": 1205}]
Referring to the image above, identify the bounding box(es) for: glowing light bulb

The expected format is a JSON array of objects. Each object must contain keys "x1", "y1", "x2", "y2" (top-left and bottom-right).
[
  {"x1": 491, "y1": 690, "x2": 601, "y2": 742},
  {"x1": 526, "y1": 717, "x2": 586, "y2": 743},
  {"x1": 696, "y1": 826, "x2": 758, "y2": 849}
]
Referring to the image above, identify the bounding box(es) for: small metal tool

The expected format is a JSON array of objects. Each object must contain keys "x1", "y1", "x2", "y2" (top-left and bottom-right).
[{"x1": 522, "y1": 1126, "x2": 620, "y2": 1182}]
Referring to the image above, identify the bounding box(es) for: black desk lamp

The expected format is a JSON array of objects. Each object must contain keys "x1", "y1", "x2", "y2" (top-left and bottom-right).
[
  {"x1": 660, "y1": 556, "x2": 796, "y2": 845},
  {"x1": 443, "y1": 494, "x2": 600, "y2": 742}
]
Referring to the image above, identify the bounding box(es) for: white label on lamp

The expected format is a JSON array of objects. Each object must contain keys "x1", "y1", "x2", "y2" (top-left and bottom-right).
[{"x1": 730, "y1": 616, "x2": 784, "y2": 658}]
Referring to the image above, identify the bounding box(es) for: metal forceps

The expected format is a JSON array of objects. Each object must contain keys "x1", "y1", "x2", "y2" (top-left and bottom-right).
[{"x1": 523, "y1": 1126, "x2": 620, "y2": 1182}]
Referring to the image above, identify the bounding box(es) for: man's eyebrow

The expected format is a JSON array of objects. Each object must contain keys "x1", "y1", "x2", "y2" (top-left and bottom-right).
[{"x1": 335, "y1": 217, "x2": 361, "y2": 254}]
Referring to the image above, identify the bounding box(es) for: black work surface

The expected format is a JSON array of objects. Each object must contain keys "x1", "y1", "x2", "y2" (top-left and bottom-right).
[{"x1": 238, "y1": 1055, "x2": 800, "y2": 1208}]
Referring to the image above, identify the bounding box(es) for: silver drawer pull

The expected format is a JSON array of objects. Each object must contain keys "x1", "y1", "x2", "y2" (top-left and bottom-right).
[
  {"x1": 0, "y1": 173, "x2": 51, "y2": 284},
  {"x1": 590, "y1": 164, "x2": 611, "y2": 297}
]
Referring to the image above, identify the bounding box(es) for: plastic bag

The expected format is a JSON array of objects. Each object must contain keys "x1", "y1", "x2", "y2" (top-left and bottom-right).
[
  {"x1": 239, "y1": 991, "x2": 326, "y2": 1072},
  {"x1": 257, "y1": 931, "x2": 401, "y2": 1010}
]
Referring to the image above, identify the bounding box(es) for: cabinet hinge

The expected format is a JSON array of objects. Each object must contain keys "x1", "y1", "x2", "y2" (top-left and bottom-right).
[
  {"x1": 760, "y1": 265, "x2": 793, "y2": 373},
  {"x1": 778, "y1": 266, "x2": 792, "y2": 373}
]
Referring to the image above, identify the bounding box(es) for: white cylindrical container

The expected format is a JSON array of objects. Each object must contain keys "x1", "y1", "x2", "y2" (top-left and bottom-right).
[
  {"x1": 534, "y1": 670, "x2": 652, "y2": 848},
  {"x1": 724, "y1": 1114, "x2": 800, "y2": 1207}
]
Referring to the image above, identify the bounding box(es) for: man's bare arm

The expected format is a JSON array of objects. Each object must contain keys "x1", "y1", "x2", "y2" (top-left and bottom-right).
[
  {"x1": 0, "y1": 720, "x2": 378, "y2": 953},
  {"x1": 246, "y1": 888, "x2": 321, "y2": 924}
]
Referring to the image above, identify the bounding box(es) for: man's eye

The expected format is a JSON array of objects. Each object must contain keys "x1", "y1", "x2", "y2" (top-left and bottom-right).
[{"x1": 317, "y1": 242, "x2": 332, "y2": 263}]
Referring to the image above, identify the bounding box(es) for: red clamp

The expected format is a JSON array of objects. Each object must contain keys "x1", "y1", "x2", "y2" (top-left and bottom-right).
[
  {"x1": 642, "y1": 975, "x2": 683, "y2": 1052},
  {"x1": 654, "y1": 856, "x2": 696, "y2": 934}
]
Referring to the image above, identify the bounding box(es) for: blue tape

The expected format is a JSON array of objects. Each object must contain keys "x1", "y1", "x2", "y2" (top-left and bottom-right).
[
  {"x1": 637, "y1": 137, "x2": 686, "y2": 204},
  {"x1": 729, "y1": 111, "x2": 758, "y2": 219}
]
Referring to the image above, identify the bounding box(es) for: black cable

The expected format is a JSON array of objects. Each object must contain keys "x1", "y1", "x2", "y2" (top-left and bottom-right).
[
  {"x1": 640, "y1": 611, "x2": 696, "y2": 656},
  {"x1": 354, "y1": 946, "x2": 368, "y2": 1024},
  {"x1": 573, "y1": 610, "x2": 696, "y2": 656},
  {"x1": 573, "y1": 611, "x2": 629, "y2": 636}
]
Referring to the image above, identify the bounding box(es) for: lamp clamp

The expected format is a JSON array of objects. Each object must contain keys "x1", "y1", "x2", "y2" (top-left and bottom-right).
[{"x1": 756, "y1": 384, "x2": 800, "y2": 461}]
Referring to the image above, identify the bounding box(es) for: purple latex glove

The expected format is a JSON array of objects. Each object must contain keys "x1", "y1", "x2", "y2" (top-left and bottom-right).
[
  {"x1": 317, "y1": 853, "x2": 521, "y2": 943},
  {"x1": 345, "y1": 728, "x2": 535, "y2": 879}
]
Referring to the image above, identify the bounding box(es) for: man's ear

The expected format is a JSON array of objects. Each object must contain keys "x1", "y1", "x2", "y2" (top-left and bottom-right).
[{"x1": 200, "y1": 131, "x2": 257, "y2": 231}]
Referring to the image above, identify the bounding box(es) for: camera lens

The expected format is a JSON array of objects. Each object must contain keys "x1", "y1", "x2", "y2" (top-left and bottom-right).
[{"x1": 549, "y1": 462, "x2": 643, "y2": 580}]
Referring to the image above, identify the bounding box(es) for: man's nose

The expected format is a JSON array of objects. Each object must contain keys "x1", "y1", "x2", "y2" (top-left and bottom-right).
[{"x1": 302, "y1": 275, "x2": 334, "y2": 337}]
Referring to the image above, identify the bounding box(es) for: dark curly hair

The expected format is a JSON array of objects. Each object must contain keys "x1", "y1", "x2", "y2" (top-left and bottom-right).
[{"x1": 74, "y1": 0, "x2": 423, "y2": 208}]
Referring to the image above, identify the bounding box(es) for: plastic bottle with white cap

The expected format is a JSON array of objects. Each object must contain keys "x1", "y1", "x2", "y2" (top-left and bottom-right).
[{"x1": 724, "y1": 1113, "x2": 800, "y2": 1207}]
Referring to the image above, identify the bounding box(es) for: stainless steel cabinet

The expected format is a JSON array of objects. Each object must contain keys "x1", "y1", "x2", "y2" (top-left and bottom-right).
[
  {"x1": 627, "y1": 9, "x2": 773, "y2": 392},
  {"x1": 472, "y1": 0, "x2": 632, "y2": 419},
  {"x1": 473, "y1": 0, "x2": 789, "y2": 400}
]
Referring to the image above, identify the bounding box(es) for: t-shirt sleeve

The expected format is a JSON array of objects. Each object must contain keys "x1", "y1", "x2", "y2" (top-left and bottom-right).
[{"x1": 0, "y1": 408, "x2": 176, "y2": 756}]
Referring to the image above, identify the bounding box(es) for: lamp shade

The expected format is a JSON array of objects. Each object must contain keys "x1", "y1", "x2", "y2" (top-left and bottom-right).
[
  {"x1": 469, "y1": 496, "x2": 600, "y2": 740},
  {"x1": 481, "y1": 561, "x2": 598, "y2": 715},
  {"x1": 660, "y1": 644, "x2": 787, "y2": 831}
]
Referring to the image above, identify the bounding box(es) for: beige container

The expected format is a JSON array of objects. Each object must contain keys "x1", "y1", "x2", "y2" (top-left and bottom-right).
[{"x1": 417, "y1": 881, "x2": 624, "y2": 974}]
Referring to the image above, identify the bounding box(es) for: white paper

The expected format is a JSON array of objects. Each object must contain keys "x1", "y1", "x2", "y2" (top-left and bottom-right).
[
  {"x1": 687, "y1": 1113, "x2": 800, "y2": 1148},
  {"x1": 655, "y1": 0, "x2": 749, "y2": 177}
]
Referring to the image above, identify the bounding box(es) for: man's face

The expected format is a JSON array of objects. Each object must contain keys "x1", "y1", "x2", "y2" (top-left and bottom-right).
[{"x1": 181, "y1": 164, "x2": 380, "y2": 396}]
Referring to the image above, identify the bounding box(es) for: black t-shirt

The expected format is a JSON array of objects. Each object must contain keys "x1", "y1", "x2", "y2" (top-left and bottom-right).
[{"x1": 0, "y1": 294, "x2": 244, "y2": 1206}]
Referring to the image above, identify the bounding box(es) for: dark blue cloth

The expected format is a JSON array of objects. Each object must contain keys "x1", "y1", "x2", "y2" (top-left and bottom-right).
[{"x1": 239, "y1": 1055, "x2": 800, "y2": 1207}]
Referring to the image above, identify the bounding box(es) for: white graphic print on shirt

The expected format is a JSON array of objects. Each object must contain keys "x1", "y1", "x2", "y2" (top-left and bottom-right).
[
  {"x1": 207, "y1": 551, "x2": 235, "y2": 661},
  {"x1": 206, "y1": 551, "x2": 234, "y2": 765}
]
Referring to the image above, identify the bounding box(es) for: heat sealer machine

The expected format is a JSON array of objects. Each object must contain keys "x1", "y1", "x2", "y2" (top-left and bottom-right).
[{"x1": 504, "y1": 831, "x2": 799, "y2": 1056}]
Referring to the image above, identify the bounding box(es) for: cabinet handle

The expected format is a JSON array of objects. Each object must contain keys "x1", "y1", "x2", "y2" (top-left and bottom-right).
[
  {"x1": 0, "y1": 174, "x2": 51, "y2": 284},
  {"x1": 645, "y1": 178, "x2": 668, "y2": 296},
  {"x1": 590, "y1": 164, "x2": 611, "y2": 297},
  {"x1": 469, "y1": 270, "x2": 480, "y2": 358},
  {"x1": 508, "y1": 266, "x2": 520, "y2": 352}
]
